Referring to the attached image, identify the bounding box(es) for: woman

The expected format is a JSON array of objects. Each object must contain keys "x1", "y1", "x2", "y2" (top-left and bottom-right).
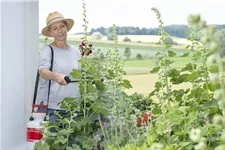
[{"x1": 36, "y1": 11, "x2": 81, "y2": 121}]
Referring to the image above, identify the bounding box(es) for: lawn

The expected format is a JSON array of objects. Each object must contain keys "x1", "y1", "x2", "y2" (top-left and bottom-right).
[
  {"x1": 124, "y1": 57, "x2": 191, "y2": 70},
  {"x1": 39, "y1": 35, "x2": 192, "y2": 95},
  {"x1": 40, "y1": 35, "x2": 189, "y2": 60},
  {"x1": 124, "y1": 74, "x2": 192, "y2": 96}
]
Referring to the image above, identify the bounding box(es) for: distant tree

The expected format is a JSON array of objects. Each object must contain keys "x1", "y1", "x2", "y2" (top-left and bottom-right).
[
  {"x1": 99, "y1": 52, "x2": 105, "y2": 60},
  {"x1": 215, "y1": 29, "x2": 225, "y2": 57},
  {"x1": 124, "y1": 47, "x2": 131, "y2": 60},
  {"x1": 91, "y1": 32, "x2": 103, "y2": 40},
  {"x1": 164, "y1": 36, "x2": 177, "y2": 45},
  {"x1": 164, "y1": 25, "x2": 189, "y2": 38},
  {"x1": 88, "y1": 25, "x2": 225, "y2": 38},
  {"x1": 134, "y1": 27, "x2": 141, "y2": 35},
  {"x1": 123, "y1": 36, "x2": 131, "y2": 42},
  {"x1": 136, "y1": 53, "x2": 142, "y2": 60},
  {"x1": 105, "y1": 27, "x2": 114, "y2": 35},
  {"x1": 107, "y1": 33, "x2": 114, "y2": 41}
]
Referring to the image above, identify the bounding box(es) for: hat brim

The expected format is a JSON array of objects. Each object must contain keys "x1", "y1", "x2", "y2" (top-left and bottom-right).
[{"x1": 41, "y1": 18, "x2": 74, "y2": 37}]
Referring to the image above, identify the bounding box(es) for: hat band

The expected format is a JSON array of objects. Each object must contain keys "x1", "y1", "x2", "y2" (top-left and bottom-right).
[{"x1": 47, "y1": 17, "x2": 64, "y2": 26}]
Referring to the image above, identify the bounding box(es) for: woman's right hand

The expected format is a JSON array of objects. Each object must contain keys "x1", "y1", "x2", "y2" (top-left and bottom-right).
[{"x1": 54, "y1": 73, "x2": 67, "y2": 85}]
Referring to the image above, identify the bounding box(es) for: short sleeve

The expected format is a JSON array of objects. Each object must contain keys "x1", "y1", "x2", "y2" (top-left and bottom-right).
[{"x1": 38, "y1": 46, "x2": 52, "y2": 71}]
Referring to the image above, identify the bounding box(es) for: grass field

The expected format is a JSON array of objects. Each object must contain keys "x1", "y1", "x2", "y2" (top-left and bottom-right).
[
  {"x1": 40, "y1": 35, "x2": 189, "y2": 59},
  {"x1": 39, "y1": 35, "x2": 192, "y2": 95},
  {"x1": 124, "y1": 57, "x2": 191, "y2": 69},
  {"x1": 124, "y1": 74, "x2": 192, "y2": 96}
]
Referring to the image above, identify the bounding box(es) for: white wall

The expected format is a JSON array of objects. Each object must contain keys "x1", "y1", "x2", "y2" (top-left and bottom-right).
[
  {"x1": 1, "y1": 1, "x2": 39, "y2": 150},
  {"x1": 0, "y1": 2, "x2": 2, "y2": 150}
]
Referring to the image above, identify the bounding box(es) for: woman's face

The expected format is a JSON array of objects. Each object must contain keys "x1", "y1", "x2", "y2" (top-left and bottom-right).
[{"x1": 49, "y1": 21, "x2": 68, "y2": 41}]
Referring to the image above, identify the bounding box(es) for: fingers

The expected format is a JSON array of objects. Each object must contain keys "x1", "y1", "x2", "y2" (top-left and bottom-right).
[
  {"x1": 58, "y1": 78, "x2": 67, "y2": 85},
  {"x1": 55, "y1": 73, "x2": 67, "y2": 85}
]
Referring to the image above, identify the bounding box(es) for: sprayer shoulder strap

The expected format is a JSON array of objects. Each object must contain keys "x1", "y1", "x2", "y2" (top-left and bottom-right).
[{"x1": 32, "y1": 45, "x2": 54, "y2": 105}]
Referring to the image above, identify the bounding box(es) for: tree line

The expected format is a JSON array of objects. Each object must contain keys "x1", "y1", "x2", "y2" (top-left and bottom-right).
[{"x1": 88, "y1": 25, "x2": 225, "y2": 38}]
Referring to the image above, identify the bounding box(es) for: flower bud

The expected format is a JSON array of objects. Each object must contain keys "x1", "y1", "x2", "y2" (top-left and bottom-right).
[
  {"x1": 213, "y1": 115, "x2": 224, "y2": 125},
  {"x1": 215, "y1": 145, "x2": 225, "y2": 150},
  {"x1": 189, "y1": 128, "x2": 201, "y2": 142},
  {"x1": 194, "y1": 141, "x2": 207, "y2": 150}
]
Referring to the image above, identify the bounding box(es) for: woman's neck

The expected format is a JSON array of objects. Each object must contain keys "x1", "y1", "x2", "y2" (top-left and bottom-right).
[{"x1": 52, "y1": 41, "x2": 70, "y2": 49}]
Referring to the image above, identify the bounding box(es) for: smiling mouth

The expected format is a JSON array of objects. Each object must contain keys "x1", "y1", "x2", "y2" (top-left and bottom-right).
[{"x1": 58, "y1": 34, "x2": 64, "y2": 37}]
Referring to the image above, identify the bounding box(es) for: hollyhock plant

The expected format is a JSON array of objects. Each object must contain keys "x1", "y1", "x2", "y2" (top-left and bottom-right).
[
  {"x1": 79, "y1": 40, "x2": 93, "y2": 56},
  {"x1": 137, "y1": 117, "x2": 142, "y2": 127},
  {"x1": 136, "y1": 112, "x2": 153, "y2": 127}
]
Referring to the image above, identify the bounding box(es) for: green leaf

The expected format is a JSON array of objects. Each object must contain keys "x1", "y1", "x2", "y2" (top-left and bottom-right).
[
  {"x1": 53, "y1": 136, "x2": 67, "y2": 145},
  {"x1": 181, "y1": 63, "x2": 195, "y2": 72},
  {"x1": 179, "y1": 142, "x2": 191, "y2": 148},
  {"x1": 156, "y1": 52, "x2": 161, "y2": 56},
  {"x1": 89, "y1": 65, "x2": 97, "y2": 73},
  {"x1": 69, "y1": 145, "x2": 82, "y2": 150},
  {"x1": 181, "y1": 53, "x2": 189, "y2": 57},
  {"x1": 172, "y1": 74, "x2": 189, "y2": 84},
  {"x1": 123, "y1": 79, "x2": 132, "y2": 89},
  {"x1": 168, "y1": 69, "x2": 180, "y2": 78},
  {"x1": 163, "y1": 59, "x2": 174, "y2": 66},
  {"x1": 155, "y1": 81, "x2": 162, "y2": 89},
  {"x1": 193, "y1": 51, "x2": 201, "y2": 59},
  {"x1": 209, "y1": 65, "x2": 219, "y2": 73},
  {"x1": 79, "y1": 84, "x2": 85, "y2": 94},
  {"x1": 58, "y1": 129, "x2": 73, "y2": 135},
  {"x1": 168, "y1": 51, "x2": 177, "y2": 57},
  {"x1": 34, "y1": 141, "x2": 50, "y2": 150},
  {"x1": 204, "y1": 81, "x2": 220, "y2": 91},
  {"x1": 87, "y1": 83, "x2": 96, "y2": 93},
  {"x1": 155, "y1": 41, "x2": 161, "y2": 45},
  {"x1": 186, "y1": 71, "x2": 200, "y2": 81},
  {"x1": 82, "y1": 138, "x2": 95, "y2": 150},
  {"x1": 185, "y1": 45, "x2": 190, "y2": 49},
  {"x1": 150, "y1": 66, "x2": 160, "y2": 73},
  {"x1": 92, "y1": 103, "x2": 109, "y2": 115},
  {"x1": 108, "y1": 70, "x2": 115, "y2": 78},
  {"x1": 70, "y1": 69, "x2": 82, "y2": 79},
  {"x1": 95, "y1": 80, "x2": 105, "y2": 91},
  {"x1": 165, "y1": 44, "x2": 172, "y2": 49}
]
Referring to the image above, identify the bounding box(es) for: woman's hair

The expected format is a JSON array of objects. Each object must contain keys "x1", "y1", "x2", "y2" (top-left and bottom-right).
[{"x1": 48, "y1": 21, "x2": 68, "y2": 32}]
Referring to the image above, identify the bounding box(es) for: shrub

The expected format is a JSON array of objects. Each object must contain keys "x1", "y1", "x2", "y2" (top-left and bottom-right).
[
  {"x1": 124, "y1": 47, "x2": 131, "y2": 60},
  {"x1": 123, "y1": 36, "x2": 131, "y2": 42},
  {"x1": 91, "y1": 32, "x2": 103, "y2": 40},
  {"x1": 136, "y1": 53, "x2": 142, "y2": 60},
  {"x1": 99, "y1": 52, "x2": 105, "y2": 60},
  {"x1": 107, "y1": 33, "x2": 114, "y2": 41},
  {"x1": 164, "y1": 36, "x2": 177, "y2": 45}
]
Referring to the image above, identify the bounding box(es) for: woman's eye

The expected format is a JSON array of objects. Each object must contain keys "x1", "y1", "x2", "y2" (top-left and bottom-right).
[{"x1": 61, "y1": 25, "x2": 65, "y2": 27}]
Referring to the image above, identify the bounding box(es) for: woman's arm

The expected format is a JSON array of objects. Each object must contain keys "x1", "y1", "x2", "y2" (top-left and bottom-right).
[{"x1": 40, "y1": 68, "x2": 67, "y2": 85}]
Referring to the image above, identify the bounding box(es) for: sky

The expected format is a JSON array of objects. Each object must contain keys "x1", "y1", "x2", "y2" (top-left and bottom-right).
[{"x1": 39, "y1": 0, "x2": 225, "y2": 34}]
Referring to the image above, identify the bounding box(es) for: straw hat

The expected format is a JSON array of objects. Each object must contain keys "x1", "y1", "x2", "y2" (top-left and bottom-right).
[{"x1": 41, "y1": 11, "x2": 74, "y2": 37}]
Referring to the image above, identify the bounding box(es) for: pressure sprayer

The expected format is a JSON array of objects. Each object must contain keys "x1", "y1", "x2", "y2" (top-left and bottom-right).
[
  {"x1": 26, "y1": 76, "x2": 104, "y2": 150},
  {"x1": 26, "y1": 104, "x2": 48, "y2": 150}
]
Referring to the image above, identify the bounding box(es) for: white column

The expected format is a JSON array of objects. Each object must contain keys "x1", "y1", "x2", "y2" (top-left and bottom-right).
[
  {"x1": 0, "y1": 2, "x2": 2, "y2": 150},
  {"x1": 1, "y1": 1, "x2": 39, "y2": 150},
  {"x1": 24, "y1": 0, "x2": 39, "y2": 127}
]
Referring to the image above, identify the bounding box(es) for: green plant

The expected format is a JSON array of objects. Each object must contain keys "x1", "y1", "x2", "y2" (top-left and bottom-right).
[
  {"x1": 136, "y1": 53, "x2": 142, "y2": 60},
  {"x1": 107, "y1": 33, "x2": 114, "y2": 41},
  {"x1": 123, "y1": 36, "x2": 131, "y2": 42},
  {"x1": 91, "y1": 32, "x2": 103, "y2": 40},
  {"x1": 124, "y1": 47, "x2": 131, "y2": 60}
]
